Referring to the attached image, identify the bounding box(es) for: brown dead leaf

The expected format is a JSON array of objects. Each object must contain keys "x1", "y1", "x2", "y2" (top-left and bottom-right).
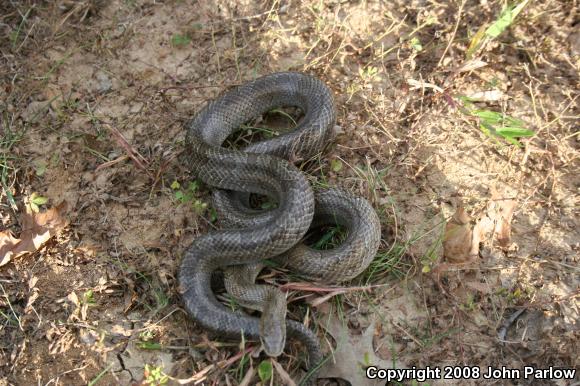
[
  {"x1": 443, "y1": 188, "x2": 518, "y2": 263},
  {"x1": 490, "y1": 187, "x2": 517, "y2": 247},
  {"x1": 443, "y1": 206, "x2": 480, "y2": 263},
  {"x1": 0, "y1": 231, "x2": 21, "y2": 266},
  {"x1": 319, "y1": 316, "x2": 405, "y2": 385},
  {"x1": 0, "y1": 201, "x2": 69, "y2": 267},
  {"x1": 470, "y1": 187, "x2": 518, "y2": 250}
]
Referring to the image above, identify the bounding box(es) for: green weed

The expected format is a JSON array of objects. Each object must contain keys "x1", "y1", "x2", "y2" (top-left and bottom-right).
[
  {"x1": 363, "y1": 242, "x2": 410, "y2": 284},
  {"x1": 138, "y1": 330, "x2": 164, "y2": 350},
  {"x1": 459, "y1": 97, "x2": 534, "y2": 146},
  {"x1": 170, "y1": 180, "x2": 211, "y2": 216},
  {"x1": 460, "y1": 293, "x2": 477, "y2": 312},
  {"x1": 420, "y1": 226, "x2": 444, "y2": 274},
  {"x1": 143, "y1": 364, "x2": 169, "y2": 385},
  {"x1": 108, "y1": 258, "x2": 169, "y2": 316},
  {"x1": 170, "y1": 33, "x2": 191, "y2": 48},
  {"x1": 258, "y1": 360, "x2": 273, "y2": 383},
  {"x1": 87, "y1": 364, "x2": 113, "y2": 386},
  {"x1": 307, "y1": 225, "x2": 347, "y2": 250},
  {"x1": 26, "y1": 192, "x2": 48, "y2": 213},
  {"x1": 1, "y1": 115, "x2": 24, "y2": 209},
  {"x1": 467, "y1": 0, "x2": 530, "y2": 58},
  {"x1": 9, "y1": 7, "x2": 32, "y2": 50},
  {"x1": 233, "y1": 334, "x2": 250, "y2": 383}
]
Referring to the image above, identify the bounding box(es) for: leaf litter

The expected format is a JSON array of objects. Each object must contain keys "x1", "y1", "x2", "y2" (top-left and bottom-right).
[
  {"x1": 0, "y1": 201, "x2": 69, "y2": 266},
  {"x1": 319, "y1": 315, "x2": 405, "y2": 386},
  {"x1": 443, "y1": 187, "x2": 517, "y2": 264}
]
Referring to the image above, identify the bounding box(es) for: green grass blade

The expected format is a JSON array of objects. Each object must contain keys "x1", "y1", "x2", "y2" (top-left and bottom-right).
[
  {"x1": 485, "y1": 0, "x2": 529, "y2": 38},
  {"x1": 495, "y1": 126, "x2": 534, "y2": 137}
]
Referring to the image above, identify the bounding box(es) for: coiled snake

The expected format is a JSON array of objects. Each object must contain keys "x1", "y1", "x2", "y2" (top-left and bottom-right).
[{"x1": 179, "y1": 72, "x2": 381, "y2": 383}]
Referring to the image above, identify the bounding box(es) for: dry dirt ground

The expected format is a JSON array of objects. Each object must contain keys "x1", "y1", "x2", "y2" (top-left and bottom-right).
[{"x1": 1, "y1": 0, "x2": 578, "y2": 385}]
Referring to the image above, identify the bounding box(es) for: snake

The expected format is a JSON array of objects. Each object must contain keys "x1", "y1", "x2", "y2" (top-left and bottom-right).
[{"x1": 179, "y1": 72, "x2": 381, "y2": 382}]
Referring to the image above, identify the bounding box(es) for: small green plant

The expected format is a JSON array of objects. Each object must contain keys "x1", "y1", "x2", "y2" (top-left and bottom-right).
[
  {"x1": 140, "y1": 330, "x2": 155, "y2": 341},
  {"x1": 143, "y1": 364, "x2": 168, "y2": 385},
  {"x1": 88, "y1": 364, "x2": 113, "y2": 386},
  {"x1": 171, "y1": 180, "x2": 209, "y2": 215},
  {"x1": 135, "y1": 273, "x2": 168, "y2": 314},
  {"x1": 231, "y1": 333, "x2": 250, "y2": 382},
  {"x1": 363, "y1": 242, "x2": 411, "y2": 284},
  {"x1": 170, "y1": 33, "x2": 191, "y2": 48},
  {"x1": 0, "y1": 283, "x2": 21, "y2": 328},
  {"x1": 257, "y1": 195, "x2": 277, "y2": 210},
  {"x1": 460, "y1": 293, "x2": 477, "y2": 312},
  {"x1": 34, "y1": 160, "x2": 47, "y2": 177},
  {"x1": 420, "y1": 228, "x2": 444, "y2": 274},
  {"x1": 138, "y1": 330, "x2": 163, "y2": 350},
  {"x1": 409, "y1": 37, "x2": 423, "y2": 52},
  {"x1": 330, "y1": 159, "x2": 343, "y2": 172},
  {"x1": 258, "y1": 360, "x2": 273, "y2": 383},
  {"x1": 10, "y1": 8, "x2": 32, "y2": 50},
  {"x1": 82, "y1": 290, "x2": 96, "y2": 306},
  {"x1": 459, "y1": 98, "x2": 534, "y2": 146},
  {"x1": 307, "y1": 225, "x2": 347, "y2": 251},
  {"x1": 1, "y1": 121, "x2": 24, "y2": 209},
  {"x1": 227, "y1": 106, "x2": 298, "y2": 148},
  {"x1": 359, "y1": 65, "x2": 379, "y2": 82},
  {"x1": 467, "y1": 0, "x2": 530, "y2": 58},
  {"x1": 27, "y1": 192, "x2": 48, "y2": 213},
  {"x1": 347, "y1": 66, "x2": 380, "y2": 101},
  {"x1": 268, "y1": 108, "x2": 298, "y2": 126}
]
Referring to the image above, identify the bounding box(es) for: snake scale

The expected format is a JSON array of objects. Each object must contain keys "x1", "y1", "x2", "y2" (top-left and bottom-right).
[{"x1": 179, "y1": 72, "x2": 381, "y2": 383}]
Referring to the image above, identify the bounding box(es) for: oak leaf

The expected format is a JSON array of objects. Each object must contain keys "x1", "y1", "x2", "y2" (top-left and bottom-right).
[
  {"x1": 0, "y1": 201, "x2": 69, "y2": 266},
  {"x1": 319, "y1": 316, "x2": 404, "y2": 385}
]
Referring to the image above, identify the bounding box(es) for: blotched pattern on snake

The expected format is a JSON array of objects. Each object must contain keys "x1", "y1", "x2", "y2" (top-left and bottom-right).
[{"x1": 179, "y1": 72, "x2": 381, "y2": 382}]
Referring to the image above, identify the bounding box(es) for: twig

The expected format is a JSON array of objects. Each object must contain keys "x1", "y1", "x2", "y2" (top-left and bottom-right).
[
  {"x1": 437, "y1": 0, "x2": 466, "y2": 68},
  {"x1": 279, "y1": 281, "x2": 390, "y2": 293},
  {"x1": 98, "y1": 120, "x2": 153, "y2": 178}
]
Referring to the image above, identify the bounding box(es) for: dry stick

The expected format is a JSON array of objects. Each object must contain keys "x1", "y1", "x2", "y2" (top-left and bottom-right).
[
  {"x1": 172, "y1": 346, "x2": 255, "y2": 385},
  {"x1": 99, "y1": 120, "x2": 153, "y2": 178},
  {"x1": 279, "y1": 281, "x2": 390, "y2": 293},
  {"x1": 272, "y1": 359, "x2": 298, "y2": 386},
  {"x1": 94, "y1": 155, "x2": 128, "y2": 172},
  {"x1": 238, "y1": 365, "x2": 256, "y2": 386},
  {"x1": 437, "y1": 0, "x2": 466, "y2": 68}
]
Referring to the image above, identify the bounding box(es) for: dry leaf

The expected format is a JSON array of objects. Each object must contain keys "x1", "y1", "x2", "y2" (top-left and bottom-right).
[
  {"x1": 465, "y1": 89, "x2": 506, "y2": 102},
  {"x1": 472, "y1": 187, "x2": 518, "y2": 249},
  {"x1": 0, "y1": 201, "x2": 69, "y2": 266},
  {"x1": 443, "y1": 207, "x2": 480, "y2": 263},
  {"x1": 319, "y1": 316, "x2": 404, "y2": 385},
  {"x1": 443, "y1": 188, "x2": 517, "y2": 265},
  {"x1": 454, "y1": 59, "x2": 488, "y2": 73},
  {"x1": 0, "y1": 231, "x2": 21, "y2": 266},
  {"x1": 490, "y1": 187, "x2": 517, "y2": 247}
]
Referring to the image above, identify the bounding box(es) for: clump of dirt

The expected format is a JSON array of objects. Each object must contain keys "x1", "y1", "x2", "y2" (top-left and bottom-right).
[{"x1": 1, "y1": 0, "x2": 578, "y2": 385}]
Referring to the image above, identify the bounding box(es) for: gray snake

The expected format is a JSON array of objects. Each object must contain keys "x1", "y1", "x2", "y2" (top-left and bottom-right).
[{"x1": 179, "y1": 72, "x2": 381, "y2": 382}]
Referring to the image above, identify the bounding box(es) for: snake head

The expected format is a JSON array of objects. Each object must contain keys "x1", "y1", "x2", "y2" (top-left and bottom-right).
[
  {"x1": 259, "y1": 295, "x2": 287, "y2": 357},
  {"x1": 259, "y1": 316, "x2": 286, "y2": 357}
]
